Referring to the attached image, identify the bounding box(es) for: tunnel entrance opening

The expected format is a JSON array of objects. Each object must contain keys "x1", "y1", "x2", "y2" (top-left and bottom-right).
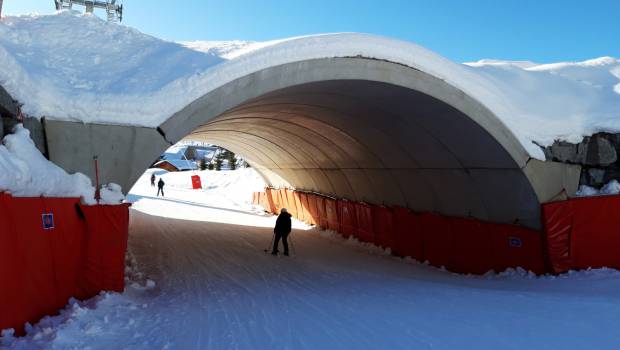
[
  {"x1": 181, "y1": 79, "x2": 541, "y2": 229},
  {"x1": 44, "y1": 57, "x2": 579, "y2": 231}
]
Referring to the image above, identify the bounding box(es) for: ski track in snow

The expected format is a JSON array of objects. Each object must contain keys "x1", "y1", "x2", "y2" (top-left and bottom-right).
[{"x1": 4, "y1": 169, "x2": 620, "y2": 349}]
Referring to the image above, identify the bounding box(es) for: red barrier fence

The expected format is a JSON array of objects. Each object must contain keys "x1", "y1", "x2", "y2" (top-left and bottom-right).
[
  {"x1": 355, "y1": 202, "x2": 374, "y2": 243},
  {"x1": 259, "y1": 189, "x2": 547, "y2": 274},
  {"x1": 0, "y1": 193, "x2": 129, "y2": 334},
  {"x1": 543, "y1": 195, "x2": 620, "y2": 273},
  {"x1": 337, "y1": 200, "x2": 357, "y2": 238},
  {"x1": 373, "y1": 206, "x2": 395, "y2": 249},
  {"x1": 260, "y1": 188, "x2": 620, "y2": 276}
]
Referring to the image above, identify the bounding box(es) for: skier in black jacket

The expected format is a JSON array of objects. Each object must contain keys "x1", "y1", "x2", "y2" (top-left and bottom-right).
[
  {"x1": 271, "y1": 208, "x2": 292, "y2": 256},
  {"x1": 157, "y1": 178, "x2": 165, "y2": 197}
]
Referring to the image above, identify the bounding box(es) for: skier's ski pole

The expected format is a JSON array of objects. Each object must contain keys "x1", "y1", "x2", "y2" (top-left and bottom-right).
[{"x1": 264, "y1": 233, "x2": 275, "y2": 253}]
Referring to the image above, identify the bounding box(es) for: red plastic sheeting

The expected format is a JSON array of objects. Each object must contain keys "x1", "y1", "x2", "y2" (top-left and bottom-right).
[
  {"x1": 450, "y1": 217, "x2": 494, "y2": 274},
  {"x1": 315, "y1": 195, "x2": 329, "y2": 229},
  {"x1": 393, "y1": 207, "x2": 423, "y2": 260},
  {"x1": 324, "y1": 198, "x2": 339, "y2": 232},
  {"x1": 277, "y1": 189, "x2": 287, "y2": 215},
  {"x1": 78, "y1": 203, "x2": 130, "y2": 296},
  {"x1": 265, "y1": 188, "x2": 278, "y2": 213},
  {"x1": 293, "y1": 192, "x2": 305, "y2": 222},
  {"x1": 304, "y1": 193, "x2": 319, "y2": 226},
  {"x1": 337, "y1": 200, "x2": 358, "y2": 238},
  {"x1": 191, "y1": 175, "x2": 202, "y2": 189},
  {"x1": 261, "y1": 193, "x2": 271, "y2": 213},
  {"x1": 543, "y1": 195, "x2": 620, "y2": 273},
  {"x1": 355, "y1": 202, "x2": 374, "y2": 243},
  {"x1": 372, "y1": 206, "x2": 394, "y2": 249},
  {"x1": 0, "y1": 193, "x2": 130, "y2": 334},
  {"x1": 489, "y1": 223, "x2": 546, "y2": 274},
  {"x1": 285, "y1": 189, "x2": 298, "y2": 218},
  {"x1": 299, "y1": 193, "x2": 314, "y2": 225},
  {"x1": 419, "y1": 212, "x2": 453, "y2": 268}
]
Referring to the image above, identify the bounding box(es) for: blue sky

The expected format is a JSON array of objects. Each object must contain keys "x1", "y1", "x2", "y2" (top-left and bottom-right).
[{"x1": 3, "y1": 0, "x2": 618, "y2": 63}]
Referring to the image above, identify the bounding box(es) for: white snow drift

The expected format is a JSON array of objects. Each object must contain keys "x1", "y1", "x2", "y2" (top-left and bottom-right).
[
  {"x1": 0, "y1": 12, "x2": 619, "y2": 159},
  {"x1": 0, "y1": 124, "x2": 122, "y2": 203}
]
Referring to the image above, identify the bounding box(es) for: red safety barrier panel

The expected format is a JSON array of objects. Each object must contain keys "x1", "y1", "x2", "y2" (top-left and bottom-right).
[
  {"x1": 299, "y1": 193, "x2": 314, "y2": 225},
  {"x1": 355, "y1": 202, "x2": 374, "y2": 243},
  {"x1": 78, "y1": 203, "x2": 130, "y2": 296},
  {"x1": 304, "y1": 193, "x2": 319, "y2": 226},
  {"x1": 293, "y1": 191, "x2": 305, "y2": 222},
  {"x1": 419, "y1": 212, "x2": 453, "y2": 268},
  {"x1": 315, "y1": 195, "x2": 329, "y2": 229},
  {"x1": 277, "y1": 189, "x2": 287, "y2": 214},
  {"x1": 0, "y1": 194, "x2": 130, "y2": 334},
  {"x1": 543, "y1": 195, "x2": 620, "y2": 273},
  {"x1": 392, "y1": 207, "x2": 423, "y2": 260},
  {"x1": 18, "y1": 196, "x2": 85, "y2": 333},
  {"x1": 372, "y1": 206, "x2": 395, "y2": 249},
  {"x1": 489, "y1": 223, "x2": 546, "y2": 274},
  {"x1": 324, "y1": 198, "x2": 339, "y2": 231},
  {"x1": 285, "y1": 189, "x2": 298, "y2": 218},
  {"x1": 265, "y1": 188, "x2": 278, "y2": 213},
  {"x1": 337, "y1": 200, "x2": 358, "y2": 238},
  {"x1": 261, "y1": 193, "x2": 271, "y2": 212},
  {"x1": 450, "y1": 217, "x2": 494, "y2": 274},
  {"x1": 191, "y1": 175, "x2": 202, "y2": 189},
  {"x1": 0, "y1": 193, "x2": 27, "y2": 334}
]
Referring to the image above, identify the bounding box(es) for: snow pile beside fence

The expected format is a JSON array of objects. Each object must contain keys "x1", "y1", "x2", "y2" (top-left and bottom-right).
[
  {"x1": 0, "y1": 124, "x2": 123, "y2": 204},
  {"x1": 576, "y1": 180, "x2": 620, "y2": 197}
]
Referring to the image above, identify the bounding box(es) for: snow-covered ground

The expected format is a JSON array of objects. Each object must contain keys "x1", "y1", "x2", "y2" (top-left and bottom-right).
[
  {"x1": 1, "y1": 12, "x2": 619, "y2": 159},
  {"x1": 4, "y1": 168, "x2": 620, "y2": 349}
]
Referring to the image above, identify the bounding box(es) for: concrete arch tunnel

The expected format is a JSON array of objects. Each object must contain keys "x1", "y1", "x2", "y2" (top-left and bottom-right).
[{"x1": 40, "y1": 56, "x2": 580, "y2": 230}]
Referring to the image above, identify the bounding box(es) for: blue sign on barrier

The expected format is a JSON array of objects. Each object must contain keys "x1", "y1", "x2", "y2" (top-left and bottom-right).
[
  {"x1": 42, "y1": 213, "x2": 54, "y2": 230},
  {"x1": 508, "y1": 236, "x2": 522, "y2": 248}
]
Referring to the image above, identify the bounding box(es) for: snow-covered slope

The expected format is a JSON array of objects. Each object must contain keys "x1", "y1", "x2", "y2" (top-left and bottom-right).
[{"x1": 1, "y1": 12, "x2": 619, "y2": 159}]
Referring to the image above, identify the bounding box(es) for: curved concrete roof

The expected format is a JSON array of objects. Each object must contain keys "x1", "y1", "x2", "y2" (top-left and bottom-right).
[
  {"x1": 156, "y1": 57, "x2": 579, "y2": 229},
  {"x1": 15, "y1": 27, "x2": 578, "y2": 229}
]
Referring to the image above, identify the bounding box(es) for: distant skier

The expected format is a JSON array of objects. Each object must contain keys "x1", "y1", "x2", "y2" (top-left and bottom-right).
[
  {"x1": 150, "y1": 173, "x2": 156, "y2": 187},
  {"x1": 157, "y1": 178, "x2": 165, "y2": 197},
  {"x1": 271, "y1": 208, "x2": 292, "y2": 256}
]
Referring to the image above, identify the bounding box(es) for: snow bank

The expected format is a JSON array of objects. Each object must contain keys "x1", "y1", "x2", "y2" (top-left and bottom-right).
[
  {"x1": 576, "y1": 179, "x2": 620, "y2": 197},
  {"x1": 1, "y1": 12, "x2": 619, "y2": 160},
  {"x1": 0, "y1": 124, "x2": 123, "y2": 204}
]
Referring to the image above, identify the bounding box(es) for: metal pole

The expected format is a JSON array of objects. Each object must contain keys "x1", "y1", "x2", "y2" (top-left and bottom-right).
[{"x1": 93, "y1": 155, "x2": 101, "y2": 204}]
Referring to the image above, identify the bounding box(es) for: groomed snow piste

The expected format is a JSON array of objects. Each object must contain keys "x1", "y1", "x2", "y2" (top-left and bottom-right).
[{"x1": 0, "y1": 12, "x2": 619, "y2": 159}]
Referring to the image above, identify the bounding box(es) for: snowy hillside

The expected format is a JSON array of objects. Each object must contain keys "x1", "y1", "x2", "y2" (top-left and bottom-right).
[{"x1": 0, "y1": 12, "x2": 619, "y2": 159}]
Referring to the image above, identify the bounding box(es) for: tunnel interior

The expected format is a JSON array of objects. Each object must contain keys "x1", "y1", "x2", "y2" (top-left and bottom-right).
[{"x1": 184, "y1": 80, "x2": 542, "y2": 229}]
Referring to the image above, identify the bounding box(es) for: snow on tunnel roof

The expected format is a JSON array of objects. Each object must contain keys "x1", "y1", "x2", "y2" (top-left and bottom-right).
[{"x1": 0, "y1": 12, "x2": 619, "y2": 160}]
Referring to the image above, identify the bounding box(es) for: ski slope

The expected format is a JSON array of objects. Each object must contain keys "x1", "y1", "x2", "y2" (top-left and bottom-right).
[{"x1": 4, "y1": 169, "x2": 620, "y2": 349}]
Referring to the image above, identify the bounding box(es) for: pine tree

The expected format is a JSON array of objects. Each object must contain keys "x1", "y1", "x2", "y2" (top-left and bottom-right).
[
  {"x1": 199, "y1": 158, "x2": 207, "y2": 171},
  {"x1": 215, "y1": 154, "x2": 223, "y2": 171},
  {"x1": 208, "y1": 162, "x2": 214, "y2": 170},
  {"x1": 228, "y1": 151, "x2": 237, "y2": 170}
]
